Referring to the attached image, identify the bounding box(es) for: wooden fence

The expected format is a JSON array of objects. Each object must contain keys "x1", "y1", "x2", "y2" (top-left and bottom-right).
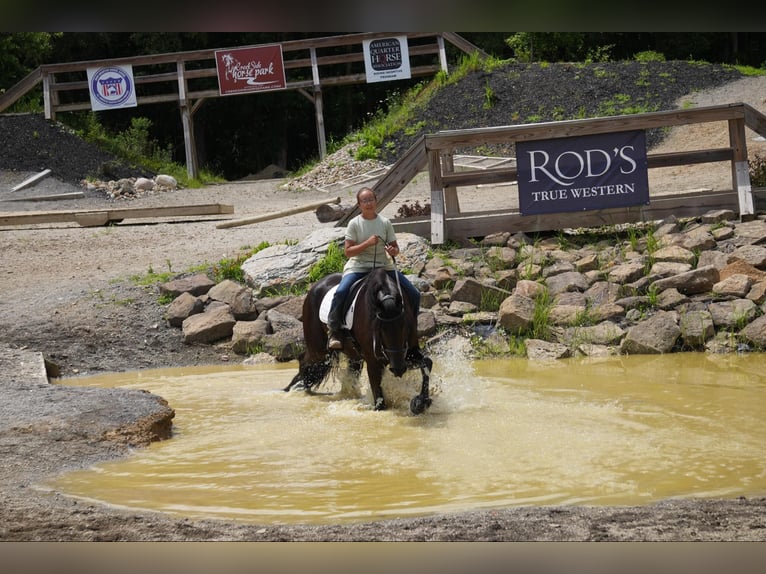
[
  {"x1": 346, "y1": 102, "x2": 766, "y2": 244},
  {"x1": 0, "y1": 32, "x2": 485, "y2": 179}
]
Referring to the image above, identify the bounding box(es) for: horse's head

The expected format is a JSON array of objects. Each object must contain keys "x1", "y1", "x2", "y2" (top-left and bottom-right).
[{"x1": 368, "y1": 268, "x2": 409, "y2": 377}]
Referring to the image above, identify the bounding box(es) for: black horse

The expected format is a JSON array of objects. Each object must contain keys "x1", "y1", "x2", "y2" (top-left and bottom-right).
[{"x1": 284, "y1": 267, "x2": 432, "y2": 414}]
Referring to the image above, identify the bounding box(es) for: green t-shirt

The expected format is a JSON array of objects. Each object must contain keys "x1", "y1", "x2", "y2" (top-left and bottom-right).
[{"x1": 343, "y1": 213, "x2": 396, "y2": 274}]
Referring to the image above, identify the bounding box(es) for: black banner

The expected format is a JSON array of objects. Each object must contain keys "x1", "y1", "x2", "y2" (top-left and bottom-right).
[{"x1": 517, "y1": 130, "x2": 649, "y2": 216}]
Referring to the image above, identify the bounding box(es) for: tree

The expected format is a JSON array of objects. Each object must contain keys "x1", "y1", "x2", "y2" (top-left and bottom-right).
[{"x1": 0, "y1": 32, "x2": 58, "y2": 90}]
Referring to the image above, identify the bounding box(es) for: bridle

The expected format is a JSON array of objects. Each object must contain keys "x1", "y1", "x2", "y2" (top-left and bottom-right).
[{"x1": 370, "y1": 238, "x2": 408, "y2": 361}]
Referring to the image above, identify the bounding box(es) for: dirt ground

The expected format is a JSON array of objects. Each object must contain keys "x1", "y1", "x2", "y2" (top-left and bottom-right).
[{"x1": 2, "y1": 74, "x2": 766, "y2": 547}]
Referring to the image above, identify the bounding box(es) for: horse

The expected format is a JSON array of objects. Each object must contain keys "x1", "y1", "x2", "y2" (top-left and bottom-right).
[{"x1": 284, "y1": 267, "x2": 433, "y2": 414}]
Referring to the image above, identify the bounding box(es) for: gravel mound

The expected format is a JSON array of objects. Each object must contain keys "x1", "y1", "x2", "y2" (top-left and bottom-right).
[{"x1": 0, "y1": 113, "x2": 153, "y2": 185}]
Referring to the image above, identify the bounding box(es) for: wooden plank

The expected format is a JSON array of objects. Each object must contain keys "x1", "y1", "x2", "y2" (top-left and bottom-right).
[
  {"x1": 2, "y1": 192, "x2": 85, "y2": 202},
  {"x1": 10, "y1": 169, "x2": 52, "y2": 192},
  {"x1": 0, "y1": 204, "x2": 234, "y2": 227},
  {"x1": 216, "y1": 197, "x2": 339, "y2": 229},
  {"x1": 425, "y1": 103, "x2": 747, "y2": 151},
  {"x1": 438, "y1": 148, "x2": 735, "y2": 189},
  {"x1": 393, "y1": 189, "x2": 766, "y2": 242},
  {"x1": 743, "y1": 103, "x2": 766, "y2": 138}
]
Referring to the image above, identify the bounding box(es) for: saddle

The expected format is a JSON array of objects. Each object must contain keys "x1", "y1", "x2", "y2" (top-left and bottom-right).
[{"x1": 318, "y1": 276, "x2": 367, "y2": 330}]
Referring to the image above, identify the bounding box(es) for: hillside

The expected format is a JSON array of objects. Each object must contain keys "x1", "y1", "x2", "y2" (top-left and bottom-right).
[{"x1": 378, "y1": 60, "x2": 744, "y2": 163}]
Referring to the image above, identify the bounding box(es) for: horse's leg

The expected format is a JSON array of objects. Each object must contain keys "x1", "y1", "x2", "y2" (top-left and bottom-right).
[
  {"x1": 366, "y1": 361, "x2": 387, "y2": 411},
  {"x1": 284, "y1": 352, "x2": 332, "y2": 393},
  {"x1": 407, "y1": 349, "x2": 433, "y2": 415}
]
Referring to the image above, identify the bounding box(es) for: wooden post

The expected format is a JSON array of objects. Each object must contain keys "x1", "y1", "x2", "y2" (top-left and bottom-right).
[
  {"x1": 441, "y1": 150, "x2": 461, "y2": 214},
  {"x1": 177, "y1": 61, "x2": 198, "y2": 180},
  {"x1": 42, "y1": 71, "x2": 53, "y2": 120},
  {"x1": 729, "y1": 117, "x2": 754, "y2": 217},
  {"x1": 310, "y1": 47, "x2": 327, "y2": 160},
  {"x1": 428, "y1": 149, "x2": 445, "y2": 244},
  {"x1": 437, "y1": 34, "x2": 448, "y2": 72}
]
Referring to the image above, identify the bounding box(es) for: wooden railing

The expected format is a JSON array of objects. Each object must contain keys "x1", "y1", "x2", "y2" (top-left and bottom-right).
[
  {"x1": 0, "y1": 32, "x2": 486, "y2": 179},
  {"x1": 351, "y1": 102, "x2": 766, "y2": 244}
]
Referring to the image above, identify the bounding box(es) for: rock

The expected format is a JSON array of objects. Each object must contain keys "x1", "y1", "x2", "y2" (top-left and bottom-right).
[
  {"x1": 525, "y1": 339, "x2": 571, "y2": 360},
  {"x1": 650, "y1": 265, "x2": 719, "y2": 295},
  {"x1": 165, "y1": 292, "x2": 204, "y2": 327},
  {"x1": 621, "y1": 310, "x2": 681, "y2": 354},
  {"x1": 155, "y1": 174, "x2": 177, "y2": 189},
  {"x1": 498, "y1": 293, "x2": 535, "y2": 332},
  {"x1": 680, "y1": 310, "x2": 715, "y2": 349},
  {"x1": 159, "y1": 273, "x2": 215, "y2": 297},
  {"x1": 182, "y1": 304, "x2": 236, "y2": 344},
  {"x1": 207, "y1": 279, "x2": 258, "y2": 320}
]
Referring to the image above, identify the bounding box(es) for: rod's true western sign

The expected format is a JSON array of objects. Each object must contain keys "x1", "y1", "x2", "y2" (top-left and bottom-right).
[
  {"x1": 216, "y1": 45, "x2": 286, "y2": 95},
  {"x1": 517, "y1": 130, "x2": 649, "y2": 216}
]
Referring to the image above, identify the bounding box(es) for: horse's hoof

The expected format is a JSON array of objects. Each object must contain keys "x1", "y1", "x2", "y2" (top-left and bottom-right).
[
  {"x1": 374, "y1": 397, "x2": 386, "y2": 411},
  {"x1": 410, "y1": 395, "x2": 431, "y2": 415}
]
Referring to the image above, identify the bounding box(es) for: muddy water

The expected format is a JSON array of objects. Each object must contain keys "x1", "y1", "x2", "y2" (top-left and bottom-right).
[{"x1": 50, "y1": 352, "x2": 766, "y2": 525}]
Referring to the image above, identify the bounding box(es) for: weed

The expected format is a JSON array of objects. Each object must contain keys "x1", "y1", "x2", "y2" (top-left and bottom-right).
[
  {"x1": 507, "y1": 335, "x2": 527, "y2": 356},
  {"x1": 211, "y1": 241, "x2": 271, "y2": 283},
  {"x1": 479, "y1": 289, "x2": 505, "y2": 312},
  {"x1": 530, "y1": 288, "x2": 553, "y2": 340},
  {"x1": 483, "y1": 81, "x2": 496, "y2": 110},
  {"x1": 307, "y1": 240, "x2": 346, "y2": 282},
  {"x1": 749, "y1": 154, "x2": 766, "y2": 187}
]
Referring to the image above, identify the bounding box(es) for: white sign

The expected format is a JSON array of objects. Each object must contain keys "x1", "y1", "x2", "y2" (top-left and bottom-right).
[
  {"x1": 86, "y1": 65, "x2": 138, "y2": 111},
  {"x1": 363, "y1": 36, "x2": 411, "y2": 83}
]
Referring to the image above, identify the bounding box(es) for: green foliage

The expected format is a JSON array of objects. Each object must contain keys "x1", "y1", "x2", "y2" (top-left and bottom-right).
[
  {"x1": 633, "y1": 50, "x2": 666, "y2": 62},
  {"x1": 130, "y1": 265, "x2": 175, "y2": 287},
  {"x1": 212, "y1": 242, "x2": 271, "y2": 283},
  {"x1": 734, "y1": 64, "x2": 766, "y2": 77},
  {"x1": 530, "y1": 288, "x2": 553, "y2": 340},
  {"x1": 749, "y1": 153, "x2": 766, "y2": 187},
  {"x1": 483, "y1": 81, "x2": 496, "y2": 109},
  {"x1": 505, "y1": 32, "x2": 587, "y2": 63},
  {"x1": 307, "y1": 241, "x2": 346, "y2": 283}
]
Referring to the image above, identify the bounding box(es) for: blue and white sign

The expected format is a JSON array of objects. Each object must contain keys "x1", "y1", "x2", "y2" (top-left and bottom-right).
[
  {"x1": 517, "y1": 130, "x2": 649, "y2": 216},
  {"x1": 86, "y1": 65, "x2": 137, "y2": 111}
]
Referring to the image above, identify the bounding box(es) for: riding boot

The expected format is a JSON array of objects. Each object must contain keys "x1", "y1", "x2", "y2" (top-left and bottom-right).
[{"x1": 327, "y1": 303, "x2": 343, "y2": 350}]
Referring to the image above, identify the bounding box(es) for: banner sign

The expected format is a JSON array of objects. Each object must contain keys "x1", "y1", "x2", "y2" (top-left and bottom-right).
[
  {"x1": 516, "y1": 130, "x2": 649, "y2": 216},
  {"x1": 363, "y1": 36, "x2": 411, "y2": 83},
  {"x1": 215, "y1": 45, "x2": 287, "y2": 95},
  {"x1": 86, "y1": 65, "x2": 137, "y2": 111}
]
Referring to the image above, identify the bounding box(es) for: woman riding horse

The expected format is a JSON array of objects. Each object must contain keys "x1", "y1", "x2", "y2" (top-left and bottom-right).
[{"x1": 326, "y1": 186, "x2": 420, "y2": 350}]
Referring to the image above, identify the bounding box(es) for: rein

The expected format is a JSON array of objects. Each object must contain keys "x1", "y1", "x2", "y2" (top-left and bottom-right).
[{"x1": 370, "y1": 243, "x2": 408, "y2": 361}]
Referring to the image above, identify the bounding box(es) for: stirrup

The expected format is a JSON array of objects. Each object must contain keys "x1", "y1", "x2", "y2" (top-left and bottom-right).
[{"x1": 327, "y1": 332, "x2": 343, "y2": 350}]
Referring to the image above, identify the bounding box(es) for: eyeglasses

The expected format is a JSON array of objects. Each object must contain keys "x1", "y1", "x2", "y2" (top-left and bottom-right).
[{"x1": 359, "y1": 197, "x2": 376, "y2": 204}]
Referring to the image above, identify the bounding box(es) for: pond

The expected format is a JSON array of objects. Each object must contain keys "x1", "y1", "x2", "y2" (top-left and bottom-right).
[{"x1": 48, "y1": 350, "x2": 766, "y2": 525}]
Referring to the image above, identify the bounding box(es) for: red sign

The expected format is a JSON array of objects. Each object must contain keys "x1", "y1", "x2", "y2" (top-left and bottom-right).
[{"x1": 215, "y1": 45, "x2": 286, "y2": 95}]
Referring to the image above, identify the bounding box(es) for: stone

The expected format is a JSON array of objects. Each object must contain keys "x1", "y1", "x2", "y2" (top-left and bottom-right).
[
  {"x1": 620, "y1": 310, "x2": 681, "y2": 354},
  {"x1": 159, "y1": 273, "x2": 215, "y2": 297},
  {"x1": 165, "y1": 292, "x2": 204, "y2": 327},
  {"x1": 182, "y1": 304, "x2": 236, "y2": 344},
  {"x1": 207, "y1": 279, "x2": 258, "y2": 320}
]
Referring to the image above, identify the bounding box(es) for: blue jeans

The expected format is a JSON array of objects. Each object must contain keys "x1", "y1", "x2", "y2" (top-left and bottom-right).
[{"x1": 328, "y1": 270, "x2": 420, "y2": 330}]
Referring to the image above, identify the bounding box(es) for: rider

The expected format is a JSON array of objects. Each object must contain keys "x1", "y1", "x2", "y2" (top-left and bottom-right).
[{"x1": 326, "y1": 186, "x2": 421, "y2": 350}]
